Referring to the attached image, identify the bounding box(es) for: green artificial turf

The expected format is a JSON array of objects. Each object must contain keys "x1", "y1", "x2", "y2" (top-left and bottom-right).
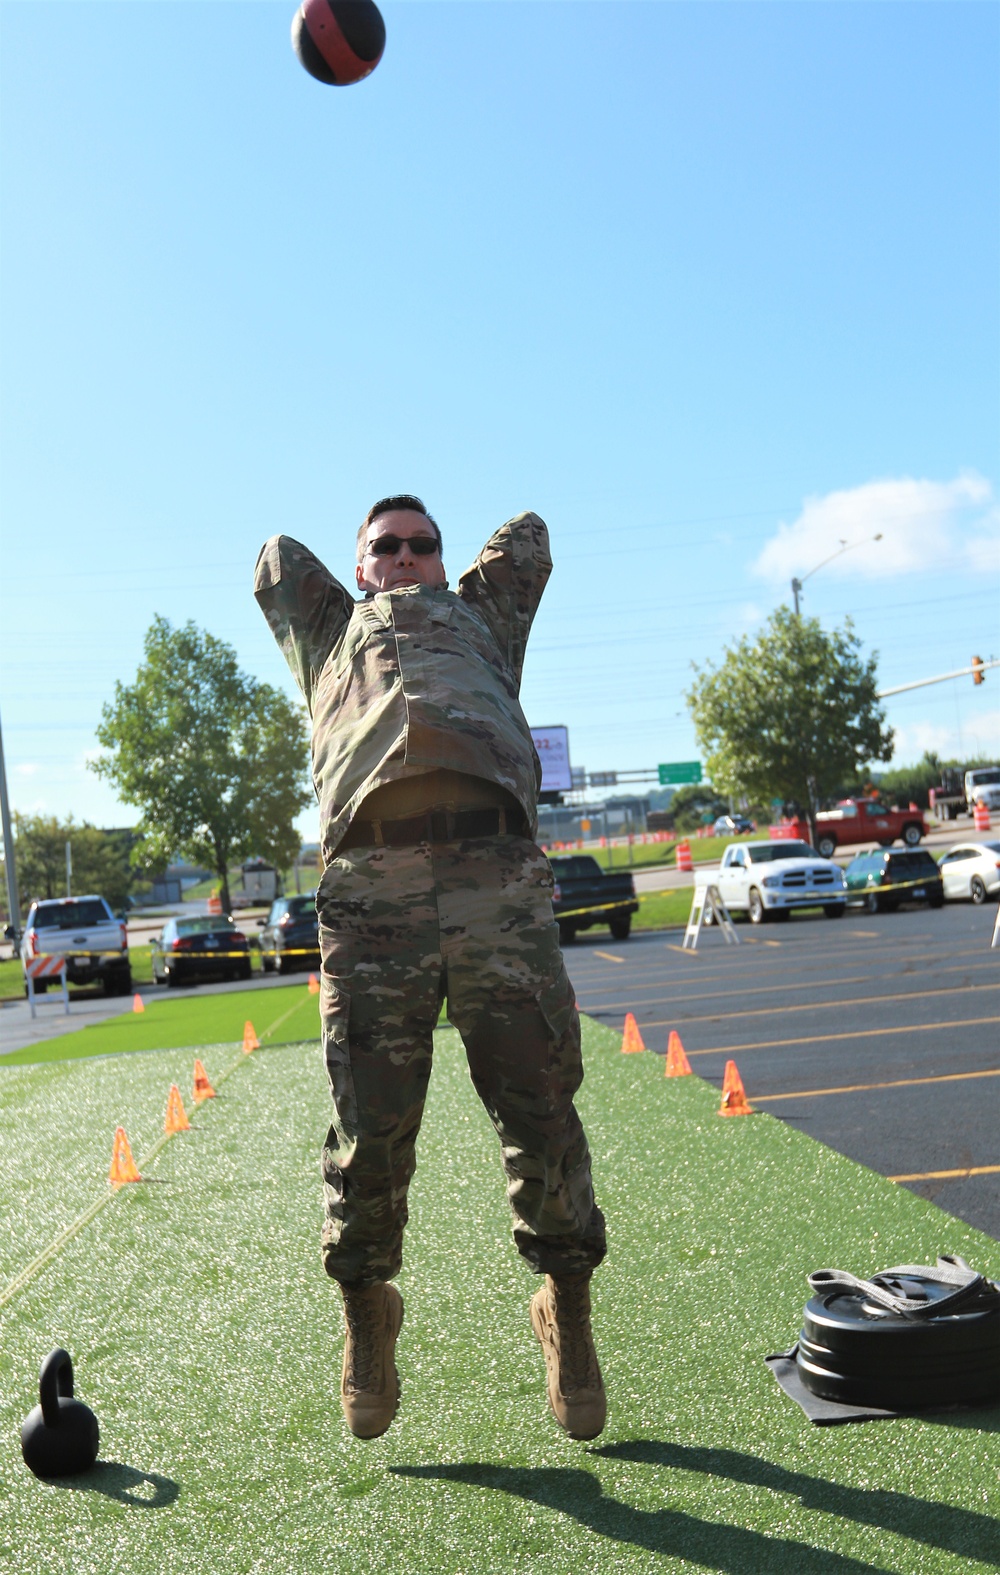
[
  {"x1": 1, "y1": 984, "x2": 321, "y2": 1064},
  {"x1": 0, "y1": 1020, "x2": 997, "y2": 1574}
]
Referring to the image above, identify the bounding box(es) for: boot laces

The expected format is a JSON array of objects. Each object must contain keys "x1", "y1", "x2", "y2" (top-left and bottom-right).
[
  {"x1": 553, "y1": 1280, "x2": 598, "y2": 1392},
  {"x1": 343, "y1": 1288, "x2": 381, "y2": 1390}
]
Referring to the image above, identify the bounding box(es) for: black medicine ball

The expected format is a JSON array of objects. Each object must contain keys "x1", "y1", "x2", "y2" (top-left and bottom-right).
[{"x1": 291, "y1": 0, "x2": 386, "y2": 87}]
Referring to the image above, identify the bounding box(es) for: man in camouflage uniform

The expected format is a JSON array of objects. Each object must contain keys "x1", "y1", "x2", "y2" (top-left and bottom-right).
[{"x1": 254, "y1": 496, "x2": 606, "y2": 1440}]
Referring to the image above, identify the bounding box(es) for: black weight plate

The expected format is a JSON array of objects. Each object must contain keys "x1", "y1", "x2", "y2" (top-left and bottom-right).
[
  {"x1": 803, "y1": 1294, "x2": 1000, "y2": 1359},
  {"x1": 796, "y1": 1350, "x2": 1000, "y2": 1410},
  {"x1": 798, "y1": 1332, "x2": 1000, "y2": 1382}
]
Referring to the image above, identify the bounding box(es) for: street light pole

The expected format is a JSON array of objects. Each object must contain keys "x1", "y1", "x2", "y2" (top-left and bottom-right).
[
  {"x1": 791, "y1": 533, "x2": 883, "y2": 614},
  {"x1": 0, "y1": 704, "x2": 22, "y2": 939}
]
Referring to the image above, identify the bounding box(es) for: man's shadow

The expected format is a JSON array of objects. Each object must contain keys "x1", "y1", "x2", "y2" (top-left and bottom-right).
[
  {"x1": 595, "y1": 1441, "x2": 999, "y2": 1566},
  {"x1": 393, "y1": 1434, "x2": 999, "y2": 1572},
  {"x1": 392, "y1": 1461, "x2": 891, "y2": 1572},
  {"x1": 37, "y1": 1462, "x2": 179, "y2": 1508}
]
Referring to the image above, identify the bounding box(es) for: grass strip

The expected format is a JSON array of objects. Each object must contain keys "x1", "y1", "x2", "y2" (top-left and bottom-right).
[{"x1": 0, "y1": 983, "x2": 320, "y2": 1064}]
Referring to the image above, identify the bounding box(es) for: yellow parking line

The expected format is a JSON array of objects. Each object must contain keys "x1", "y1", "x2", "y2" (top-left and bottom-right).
[
  {"x1": 754, "y1": 1068, "x2": 1000, "y2": 1103},
  {"x1": 579, "y1": 971, "x2": 880, "y2": 1010},
  {"x1": 890, "y1": 1165, "x2": 1000, "y2": 1183},
  {"x1": 592, "y1": 951, "x2": 626, "y2": 964},
  {"x1": 681, "y1": 1015, "x2": 1000, "y2": 1056},
  {"x1": 603, "y1": 980, "x2": 1000, "y2": 1029}
]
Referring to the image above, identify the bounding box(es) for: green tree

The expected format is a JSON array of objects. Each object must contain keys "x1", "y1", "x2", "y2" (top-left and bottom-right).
[
  {"x1": 668, "y1": 784, "x2": 729, "y2": 832},
  {"x1": 10, "y1": 814, "x2": 137, "y2": 915},
  {"x1": 91, "y1": 617, "x2": 311, "y2": 913},
  {"x1": 686, "y1": 608, "x2": 894, "y2": 843}
]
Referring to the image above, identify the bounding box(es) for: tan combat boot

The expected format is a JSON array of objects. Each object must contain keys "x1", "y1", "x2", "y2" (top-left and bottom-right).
[
  {"x1": 530, "y1": 1271, "x2": 606, "y2": 1440},
  {"x1": 340, "y1": 1280, "x2": 404, "y2": 1439}
]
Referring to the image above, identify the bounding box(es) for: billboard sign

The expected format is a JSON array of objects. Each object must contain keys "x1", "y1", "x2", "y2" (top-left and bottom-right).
[{"x1": 530, "y1": 726, "x2": 573, "y2": 793}]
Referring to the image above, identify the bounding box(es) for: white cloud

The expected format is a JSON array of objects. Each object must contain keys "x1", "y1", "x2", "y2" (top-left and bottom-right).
[
  {"x1": 753, "y1": 472, "x2": 998, "y2": 582},
  {"x1": 14, "y1": 762, "x2": 39, "y2": 777},
  {"x1": 888, "y1": 709, "x2": 1000, "y2": 766}
]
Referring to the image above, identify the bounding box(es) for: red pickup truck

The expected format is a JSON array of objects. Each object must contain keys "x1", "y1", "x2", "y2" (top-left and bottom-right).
[{"x1": 812, "y1": 799, "x2": 928, "y2": 860}]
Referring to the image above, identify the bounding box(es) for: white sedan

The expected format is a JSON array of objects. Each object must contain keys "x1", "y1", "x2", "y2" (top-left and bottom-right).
[{"x1": 938, "y1": 841, "x2": 1000, "y2": 904}]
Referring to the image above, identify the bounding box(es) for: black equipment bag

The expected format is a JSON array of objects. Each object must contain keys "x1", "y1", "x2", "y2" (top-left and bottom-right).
[{"x1": 795, "y1": 1255, "x2": 1000, "y2": 1410}]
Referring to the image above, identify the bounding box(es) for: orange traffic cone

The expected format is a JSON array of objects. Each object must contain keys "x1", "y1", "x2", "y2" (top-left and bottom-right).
[
  {"x1": 242, "y1": 1020, "x2": 259, "y2": 1054},
  {"x1": 308, "y1": 973, "x2": 320, "y2": 995},
  {"x1": 665, "y1": 1030, "x2": 692, "y2": 1077},
  {"x1": 132, "y1": 993, "x2": 145, "y2": 1014},
  {"x1": 621, "y1": 1012, "x2": 645, "y2": 1053},
  {"x1": 108, "y1": 1126, "x2": 141, "y2": 1184},
  {"x1": 718, "y1": 1059, "x2": 753, "y2": 1116},
  {"x1": 164, "y1": 1083, "x2": 191, "y2": 1134},
  {"x1": 193, "y1": 1058, "x2": 216, "y2": 1103}
]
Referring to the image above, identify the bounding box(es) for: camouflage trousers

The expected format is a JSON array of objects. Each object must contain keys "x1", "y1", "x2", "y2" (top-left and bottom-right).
[{"x1": 315, "y1": 833, "x2": 606, "y2": 1287}]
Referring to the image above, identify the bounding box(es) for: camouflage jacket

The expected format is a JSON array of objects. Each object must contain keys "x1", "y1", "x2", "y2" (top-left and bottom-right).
[{"x1": 254, "y1": 512, "x2": 551, "y2": 861}]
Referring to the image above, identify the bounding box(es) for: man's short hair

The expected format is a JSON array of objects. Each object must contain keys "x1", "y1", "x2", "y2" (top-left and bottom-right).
[{"x1": 356, "y1": 495, "x2": 442, "y2": 562}]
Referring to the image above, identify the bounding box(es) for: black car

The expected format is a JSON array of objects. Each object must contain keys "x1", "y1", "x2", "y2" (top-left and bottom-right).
[
  {"x1": 844, "y1": 848, "x2": 945, "y2": 914},
  {"x1": 151, "y1": 915, "x2": 252, "y2": 987},
  {"x1": 258, "y1": 894, "x2": 320, "y2": 974}
]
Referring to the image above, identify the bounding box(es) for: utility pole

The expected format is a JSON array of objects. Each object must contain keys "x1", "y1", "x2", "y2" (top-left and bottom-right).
[
  {"x1": 66, "y1": 839, "x2": 73, "y2": 898},
  {"x1": 0, "y1": 705, "x2": 22, "y2": 939}
]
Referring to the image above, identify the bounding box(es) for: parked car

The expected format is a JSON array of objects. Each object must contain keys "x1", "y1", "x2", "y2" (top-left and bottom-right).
[
  {"x1": 712, "y1": 815, "x2": 754, "y2": 836},
  {"x1": 15, "y1": 894, "x2": 131, "y2": 995},
  {"x1": 706, "y1": 840, "x2": 847, "y2": 923},
  {"x1": 844, "y1": 849, "x2": 944, "y2": 913},
  {"x1": 151, "y1": 914, "x2": 252, "y2": 987},
  {"x1": 258, "y1": 893, "x2": 320, "y2": 973},
  {"x1": 938, "y1": 841, "x2": 1000, "y2": 904},
  {"x1": 548, "y1": 856, "x2": 639, "y2": 943}
]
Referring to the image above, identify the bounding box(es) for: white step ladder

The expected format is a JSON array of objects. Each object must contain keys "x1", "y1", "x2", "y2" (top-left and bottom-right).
[{"x1": 682, "y1": 884, "x2": 739, "y2": 951}]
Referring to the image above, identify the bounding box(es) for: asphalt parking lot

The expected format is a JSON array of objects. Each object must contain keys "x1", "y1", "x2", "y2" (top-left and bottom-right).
[{"x1": 562, "y1": 902, "x2": 1000, "y2": 1241}]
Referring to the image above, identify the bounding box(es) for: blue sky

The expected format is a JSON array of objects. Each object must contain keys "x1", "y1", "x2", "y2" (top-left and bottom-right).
[{"x1": 2, "y1": 0, "x2": 998, "y2": 841}]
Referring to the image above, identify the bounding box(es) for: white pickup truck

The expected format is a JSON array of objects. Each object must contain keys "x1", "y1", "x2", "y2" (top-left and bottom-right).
[
  {"x1": 17, "y1": 894, "x2": 132, "y2": 995},
  {"x1": 699, "y1": 840, "x2": 847, "y2": 924}
]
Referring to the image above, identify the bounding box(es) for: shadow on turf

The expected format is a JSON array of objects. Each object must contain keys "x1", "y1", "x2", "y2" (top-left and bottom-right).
[
  {"x1": 392, "y1": 1463, "x2": 896, "y2": 1572},
  {"x1": 594, "y1": 1442, "x2": 1000, "y2": 1566},
  {"x1": 45, "y1": 1462, "x2": 180, "y2": 1508}
]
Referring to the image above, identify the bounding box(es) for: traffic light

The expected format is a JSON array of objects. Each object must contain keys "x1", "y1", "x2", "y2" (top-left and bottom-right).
[{"x1": 972, "y1": 655, "x2": 985, "y2": 686}]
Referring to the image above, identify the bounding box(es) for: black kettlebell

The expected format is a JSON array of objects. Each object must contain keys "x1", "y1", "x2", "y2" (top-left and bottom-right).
[{"x1": 21, "y1": 1348, "x2": 99, "y2": 1477}]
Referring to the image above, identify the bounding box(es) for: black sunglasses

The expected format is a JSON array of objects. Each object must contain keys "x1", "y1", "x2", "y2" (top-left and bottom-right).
[{"x1": 367, "y1": 533, "x2": 440, "y2": 558}]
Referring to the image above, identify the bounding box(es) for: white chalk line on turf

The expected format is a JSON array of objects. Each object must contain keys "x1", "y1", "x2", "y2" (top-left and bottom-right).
[{"x1": 0, "y1": 991, "x2": 317, "y2": 1313}]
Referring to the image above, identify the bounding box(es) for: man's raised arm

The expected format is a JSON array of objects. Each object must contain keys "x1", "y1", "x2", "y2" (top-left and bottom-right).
[
  {"x1": 456, "y1": 511, "x2": 552, "y2": 688},
  {"x1": 254, "y1": 535, "x2": 354, "y2": 715}
]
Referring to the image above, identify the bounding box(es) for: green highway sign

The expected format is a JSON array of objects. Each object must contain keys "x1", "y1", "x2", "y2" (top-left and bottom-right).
[{"x1": 658, "y1": 761, "x2": 702, "y2": 786}]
